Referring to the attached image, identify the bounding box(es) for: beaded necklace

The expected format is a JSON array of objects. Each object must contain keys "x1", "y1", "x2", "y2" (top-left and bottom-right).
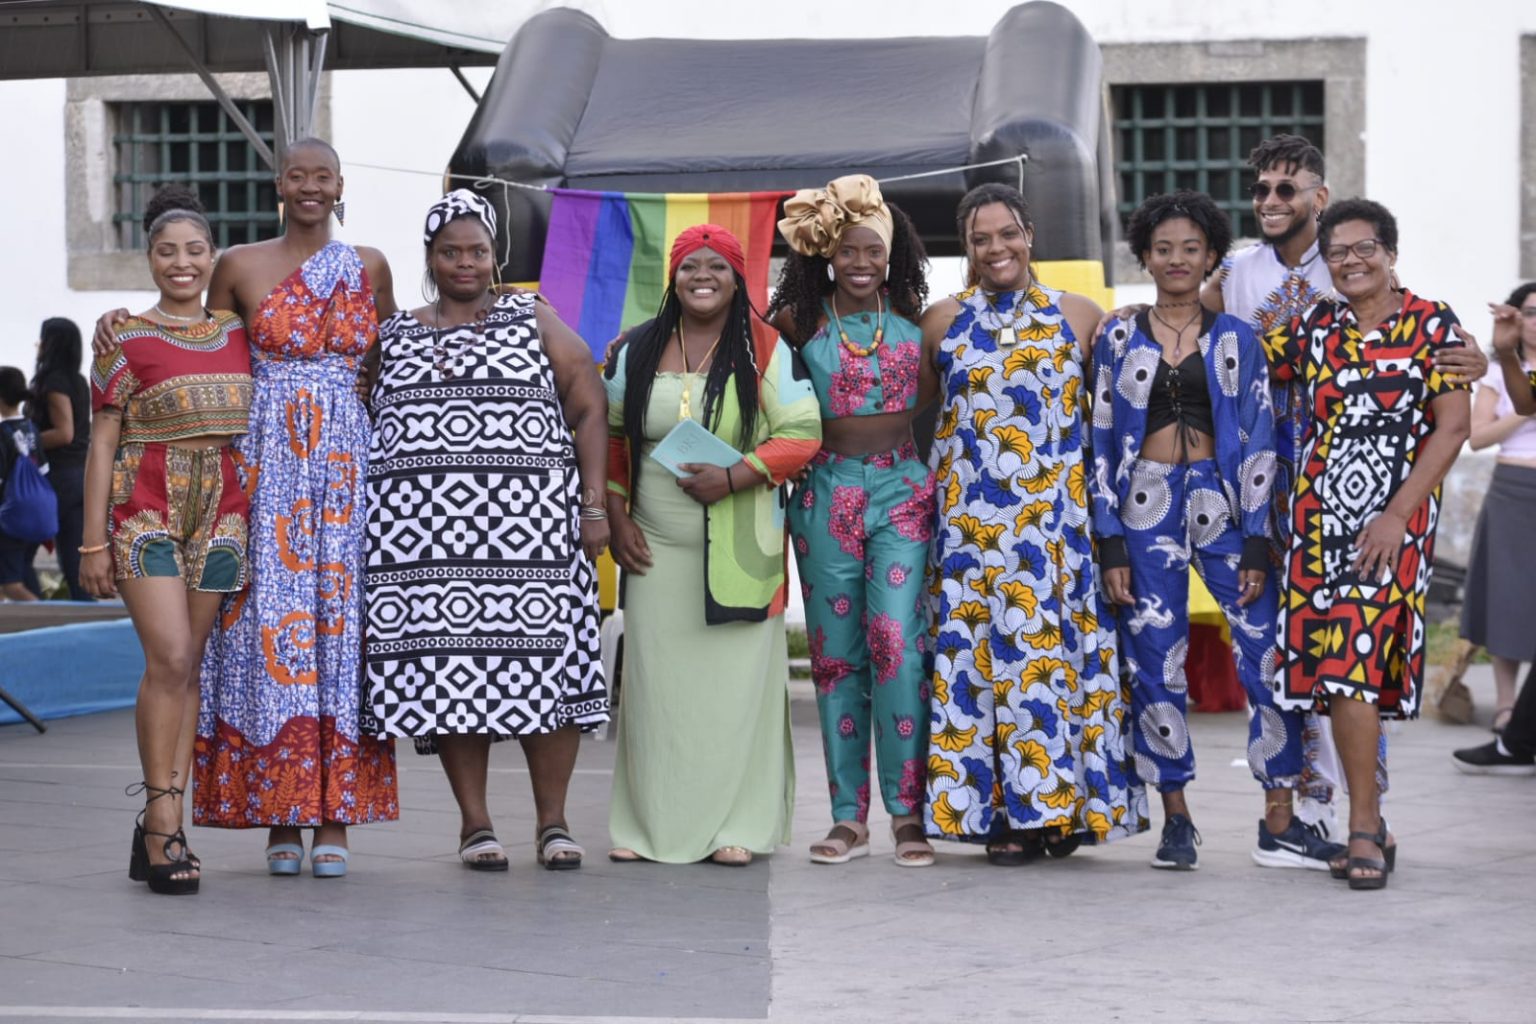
[
  {"x1": 431, "y1": 297, "x2": 494, "y2": 380},
  {"x1": 829, "y1": 290, "x2": 885, "y2": 357}
]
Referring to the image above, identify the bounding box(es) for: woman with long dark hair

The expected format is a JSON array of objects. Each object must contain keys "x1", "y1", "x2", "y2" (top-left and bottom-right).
[
  {"x1": 766, "y1": 175, "x2": 936, "y2": 866},
  {"x1": 31, "y1": 316, "x2": 91, "y2": 599},
  {"x1": 604, "y1": 224, "x2": 821, "y2": 865}
]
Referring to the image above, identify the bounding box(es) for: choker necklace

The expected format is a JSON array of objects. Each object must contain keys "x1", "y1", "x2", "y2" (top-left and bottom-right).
[
  {"x1": 154, "y1": 303, "x2": 207, "y2": 323},
  {"x1": 1153, "y1": 298, "x2": 1200, "y2": 309},
  {"x1": 431, "y1": 298, "x2": 494, "y2": 379},
  {"x1": 830, "y1": 291, "x2": 884, "y2": 357},
  {"x1": 982, "y1": 273, "x2": 1036, "y2": 349},
  {"x1": 677, "y1": 322, "x2": 722, "y2": 421}
]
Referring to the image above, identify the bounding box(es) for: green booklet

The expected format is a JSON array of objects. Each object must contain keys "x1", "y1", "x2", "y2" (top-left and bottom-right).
[{"x1": 649, "y1": 417, "x2": 742, "y2": 478}]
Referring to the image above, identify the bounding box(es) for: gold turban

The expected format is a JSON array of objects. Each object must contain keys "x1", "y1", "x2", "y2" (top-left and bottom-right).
[{"x1": 777, "y1": 174, "x2": 894, "y2": 259}]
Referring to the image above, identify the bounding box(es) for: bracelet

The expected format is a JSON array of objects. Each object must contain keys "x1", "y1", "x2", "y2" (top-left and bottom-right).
[
  {"x1": 726, "y1": 466, "x2": 736, "y2": 494},
  {"x1": 579, "y1": 505, "x2": 608, "y2": 521},
  {"x1": 79, "y1": 543, "x2": 108, "y2": 555}
]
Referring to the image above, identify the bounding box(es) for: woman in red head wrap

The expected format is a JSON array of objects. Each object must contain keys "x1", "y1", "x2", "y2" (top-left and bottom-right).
[{"x1": 603, "y1": 225, "x2": 822, "y2": 865}]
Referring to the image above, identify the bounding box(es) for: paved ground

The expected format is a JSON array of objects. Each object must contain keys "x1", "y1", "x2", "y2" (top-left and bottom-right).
[{"x1": 0, "y1": 667, "x2": 1531, "y2": 1024}]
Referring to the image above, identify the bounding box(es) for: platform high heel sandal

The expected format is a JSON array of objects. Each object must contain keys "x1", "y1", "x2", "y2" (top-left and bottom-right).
[{"x1": 126, "y1": 782, "x2": 199, "y2": 895}]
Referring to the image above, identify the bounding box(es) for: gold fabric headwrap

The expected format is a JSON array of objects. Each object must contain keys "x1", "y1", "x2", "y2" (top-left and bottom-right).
[{"x1": 777, "y1": 174, "x2": 894, "y2": 258}]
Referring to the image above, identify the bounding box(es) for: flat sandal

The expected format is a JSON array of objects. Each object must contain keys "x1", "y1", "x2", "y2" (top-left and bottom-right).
[{"x1": 809, "y1": 821, "x2": 869, "y2": 865}]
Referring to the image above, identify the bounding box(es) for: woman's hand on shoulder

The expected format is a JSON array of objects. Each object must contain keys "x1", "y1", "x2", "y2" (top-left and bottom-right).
[
  {"x1": 1436, "y1": 323, "x2": 1487, "y2": 384},
  {"x1": 92, "y1": 309, "x2": 131, "y2": 357}
]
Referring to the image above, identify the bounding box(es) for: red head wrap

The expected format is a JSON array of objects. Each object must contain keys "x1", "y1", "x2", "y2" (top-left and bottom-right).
[{"x1": 668, "y1": 224, "x2": 747, "y2": 281}]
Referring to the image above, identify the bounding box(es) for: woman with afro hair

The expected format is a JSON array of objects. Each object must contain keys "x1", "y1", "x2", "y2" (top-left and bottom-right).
[
  {"x1": 767, "y1": 175, "x2": 936, "y2": 867},
  {"x1": 1091, "y1": 189, "x2": 1332, "y2": 872}
]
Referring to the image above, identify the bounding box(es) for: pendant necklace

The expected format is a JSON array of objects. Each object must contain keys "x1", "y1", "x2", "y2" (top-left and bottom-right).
[
  {"x1": 983, "y1": 272, "x2": 1035, "y2": 349},
  {"x1": 432, "y1": 298, "x2": 492, "y2": 379},
  {"x1": 830, "y1": 290, "x2": 885, "y2": 357},
  {"x1": 677, "y1": 322, "x2": 722, "y2": 420},
  {"x1": 1150, "y1": 303, "x2": 1202, "y2": 362}
]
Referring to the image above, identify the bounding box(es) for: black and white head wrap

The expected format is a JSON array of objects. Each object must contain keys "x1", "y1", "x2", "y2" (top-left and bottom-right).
[{"x1": 423, "y1": 188, "x2": 497, "y2": 247}]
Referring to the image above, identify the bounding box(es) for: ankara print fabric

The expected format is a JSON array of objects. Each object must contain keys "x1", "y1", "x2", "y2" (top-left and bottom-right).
[
  {"x1": 924, "y1": 283, "x2": 1147, "y2": 844},
  {"x1": 1264, "y1": 291, "x2": 1468, "y2": 718},
  {"x1": 194, "y1": 241, "x2": 398, "y2": 828},
  {"x1": 362, "y1": 292, "x2": 608, "y2": 744}
]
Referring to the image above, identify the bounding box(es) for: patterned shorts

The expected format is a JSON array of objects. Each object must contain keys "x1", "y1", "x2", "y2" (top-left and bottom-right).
[{"x1": 109, "y1": 442, "x2": 249, "y2": 592}]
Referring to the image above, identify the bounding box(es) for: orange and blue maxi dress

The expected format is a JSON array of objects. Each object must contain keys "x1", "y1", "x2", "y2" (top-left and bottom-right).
[{"x1": 195, "y1": 241, "x2": 399, "y2": 827}]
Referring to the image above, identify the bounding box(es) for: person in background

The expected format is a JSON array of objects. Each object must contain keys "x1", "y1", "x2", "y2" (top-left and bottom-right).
[
  {"x1": 604, "y1": 224, "x2": 821, "y2": 866},
  {"x1": 767, "y1": 175, "x2": 935, "y2": 867},
  {"x1": 29, "y1": 317, "x2": 91, "y2": 600},
  {"x1": 1456, "y1": 281, "x2": 1536, "y2": 735},
  {"x1": 0, "y1": 367, "x2": 46, "y2": 601},
  {"x1": 1265, "y1": 198, "x2": 1472, "y2": 890}
]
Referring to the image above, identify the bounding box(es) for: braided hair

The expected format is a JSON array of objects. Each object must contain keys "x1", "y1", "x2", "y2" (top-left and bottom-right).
[
  {"x1": 143, "y1": 182, "x2": 213, "y2": 247},
  {"x1": 954, "y1": 183, "x2": 1032, "y2": 289},
  {"x1": 1247, "y1": 133, "x2": 1325, "y2": 180},
  {"x1": 768, "y1": 203, "x2": 929, "y2": 346},
  {"x1": 616, "y1": 275, "x2": 761, "y2": 507}
]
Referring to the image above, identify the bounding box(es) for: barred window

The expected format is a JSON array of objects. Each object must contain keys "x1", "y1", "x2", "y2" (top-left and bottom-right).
[
  {"x1": 112, "y1": 100, "x2": 279, "y2": 249},
  {"x1": 1112, "y1": 82, "x2": 1325, "y2": 239}
]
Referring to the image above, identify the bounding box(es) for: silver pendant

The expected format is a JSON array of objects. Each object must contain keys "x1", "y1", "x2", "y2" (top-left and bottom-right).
[{"x1": 996, "y1": 326, "x2": 1018, "y2": 349}]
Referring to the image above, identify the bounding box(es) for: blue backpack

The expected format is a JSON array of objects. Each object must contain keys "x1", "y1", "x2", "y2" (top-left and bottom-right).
[{"x1": 0, "y1": 426, "x2": 59, "y2": 544}]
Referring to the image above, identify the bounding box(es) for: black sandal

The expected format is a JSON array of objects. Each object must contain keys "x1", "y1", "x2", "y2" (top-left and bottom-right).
[
  {"x1": 1344, "y1": 821, "x2": 1391, "y2": 891},
  {"x1": 985, "y1": 830, "x2": 1040, "y2": 866},
  {"x1": 126, "y1": 782, "x2": 198, "y2": 895},
  {"x1": 1329, "y1": 819, "x2": 1395, "y2": 880},
  {"x1": 1043, "y1": 831, "x2": 1082, "y2": 859}
]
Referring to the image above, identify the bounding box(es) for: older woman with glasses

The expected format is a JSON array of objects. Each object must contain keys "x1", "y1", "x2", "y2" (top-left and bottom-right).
[{"x1": 1264, "y1": 198, "x2": 1472, "y2": 890}]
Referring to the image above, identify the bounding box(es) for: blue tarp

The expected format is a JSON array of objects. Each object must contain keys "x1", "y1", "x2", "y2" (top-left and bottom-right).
[{"x1": 0, "y1": 618, "x2": 144, "y2": 726}]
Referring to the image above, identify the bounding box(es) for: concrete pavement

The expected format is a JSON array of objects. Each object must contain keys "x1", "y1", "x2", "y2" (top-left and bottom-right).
[{"x1": 0, "y1": 666, "x2": 1531, "y2": 1023}]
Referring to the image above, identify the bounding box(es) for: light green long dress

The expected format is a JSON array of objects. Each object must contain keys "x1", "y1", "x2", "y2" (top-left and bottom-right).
[
  {"x1": 609, "y1": 376, "x2": 794, "y2": 861},
  {"x1": 604, "y1": 332, "x2": 821, "y2": 863}
]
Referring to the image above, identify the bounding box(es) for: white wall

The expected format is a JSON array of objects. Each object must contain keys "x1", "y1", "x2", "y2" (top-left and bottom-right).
[{"x1": 0, "y1": 0, "x2": 1532, "y2": 376}]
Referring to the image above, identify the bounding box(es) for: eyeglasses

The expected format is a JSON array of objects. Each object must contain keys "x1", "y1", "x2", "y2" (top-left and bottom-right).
[
  {"x1": 1248, "y1": 181, "x2": 1321, "y2": 202},
  {"x1": 1322, "y1": 238, "x2": 1386, "y2": 264}
]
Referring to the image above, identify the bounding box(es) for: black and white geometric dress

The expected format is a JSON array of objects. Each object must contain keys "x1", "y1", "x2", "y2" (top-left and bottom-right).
[{"x1": 362, "y1": 291, "x2": 608, "y2": 749}]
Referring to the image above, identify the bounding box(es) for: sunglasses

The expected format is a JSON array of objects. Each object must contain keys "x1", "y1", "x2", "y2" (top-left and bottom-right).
[{"x1": 1248, "y1": 181, "x2": 1321, "y2": 202}]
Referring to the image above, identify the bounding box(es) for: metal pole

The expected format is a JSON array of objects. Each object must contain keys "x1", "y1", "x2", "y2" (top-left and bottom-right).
[{"x1": 145, "y1": 5, "x2": 275, "y2": 169}]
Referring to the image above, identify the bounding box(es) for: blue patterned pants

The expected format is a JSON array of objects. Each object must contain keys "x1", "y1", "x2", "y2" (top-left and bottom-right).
[{"x1": 1116, "y1": 459, "x2": 1302, "y2": 793}]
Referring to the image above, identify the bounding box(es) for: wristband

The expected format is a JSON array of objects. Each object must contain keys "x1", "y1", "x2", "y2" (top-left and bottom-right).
[
  {"x1": 726, "y1": 466, "x2": 736, "y2": 494},
  {"x1": 79, "y1": 543, "x2": 108, "y2": 555}
]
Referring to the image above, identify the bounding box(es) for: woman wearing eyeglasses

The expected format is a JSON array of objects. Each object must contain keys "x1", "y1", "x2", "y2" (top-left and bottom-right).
[
  {"x1": 1264, "y1": 198, "x2": 1472, "y2": 890},
  {"x1": 1092, "y1": 191, "x2": 1324, "y2": 872}
]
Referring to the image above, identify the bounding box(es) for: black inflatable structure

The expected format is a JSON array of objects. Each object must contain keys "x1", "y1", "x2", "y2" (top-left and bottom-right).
[{"x1": 447, "y1": 1, "x2": 1114, "y2": 285}]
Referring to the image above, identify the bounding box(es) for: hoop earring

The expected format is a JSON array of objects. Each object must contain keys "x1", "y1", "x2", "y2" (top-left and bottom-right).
[
  {"x1": 332, "y1": 200, "x2": 346, "y2": 227},
  {"x1": 421, "y1": 267, "x2": 438, "y2": 303}
]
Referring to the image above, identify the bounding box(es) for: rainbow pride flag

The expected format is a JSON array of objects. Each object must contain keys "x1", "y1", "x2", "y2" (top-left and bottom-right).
[{"x1": 539, "y1": 188, "x2": 787, "y2": 360}]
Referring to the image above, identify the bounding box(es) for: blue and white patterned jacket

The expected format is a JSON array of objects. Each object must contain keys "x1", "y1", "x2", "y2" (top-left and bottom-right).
[{"x1": 1089, "y1": 310, "x2": 1276, "y2": 568}]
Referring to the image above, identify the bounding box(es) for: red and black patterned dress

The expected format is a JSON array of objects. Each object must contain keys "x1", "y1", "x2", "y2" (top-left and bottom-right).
[{"x1": 1263, "y1": 290, "x2": 1468, "y2": 719}]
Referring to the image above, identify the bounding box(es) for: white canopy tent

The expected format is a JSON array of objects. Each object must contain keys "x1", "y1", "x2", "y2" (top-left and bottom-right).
[{"x1": 0, "y1": 0, "x2": 599, "y2": 164}]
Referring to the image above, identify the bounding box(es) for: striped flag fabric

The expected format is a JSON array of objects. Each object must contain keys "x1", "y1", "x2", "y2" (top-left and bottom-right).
[{"x1": 539, "y1": 188, "x2": 788, "y2": 360}]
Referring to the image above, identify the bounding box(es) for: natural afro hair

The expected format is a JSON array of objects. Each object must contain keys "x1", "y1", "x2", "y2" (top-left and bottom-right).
[
  {"x1": 767, "y1": 202, "x2": 929, "y2": 346},
  {"x1": 1247, "y1": 133, "x2": 1325, "y2": 180},
  {"x1": 1125, "y1": 189, "x2": 1233, "y2": 277},
  {"x1": 1318, "y1": 198, "x2": 1398, "y2": 256},
  {"x1": 143, "y1": 183, "x2": 213, "y2": 247}
]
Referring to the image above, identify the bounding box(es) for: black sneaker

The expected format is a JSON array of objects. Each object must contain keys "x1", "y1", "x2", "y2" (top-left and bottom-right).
[
  {"x1": 1251, "y1": 817, "x2": 1345, "y2": 870},
  {"x1": 1151, "y1": 813, "x2": 1201, "y2": 870},
  {"x1": 1452, "y1": 740, "x2": 1536, "y2": 776}
]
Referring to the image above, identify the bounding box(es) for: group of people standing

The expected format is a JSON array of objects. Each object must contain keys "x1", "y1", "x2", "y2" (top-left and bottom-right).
[{"x1": 87, "y1": 130, "x2": 1498, "y2": 895}]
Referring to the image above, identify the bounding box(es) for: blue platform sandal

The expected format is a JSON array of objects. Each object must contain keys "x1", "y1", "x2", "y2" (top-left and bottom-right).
[
  {"x1": 265, "y1": 843, "x2": 305, "y2": 876},
  {"x1": 311, "y1": 844, "x2": 350, "y2": 878}
]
